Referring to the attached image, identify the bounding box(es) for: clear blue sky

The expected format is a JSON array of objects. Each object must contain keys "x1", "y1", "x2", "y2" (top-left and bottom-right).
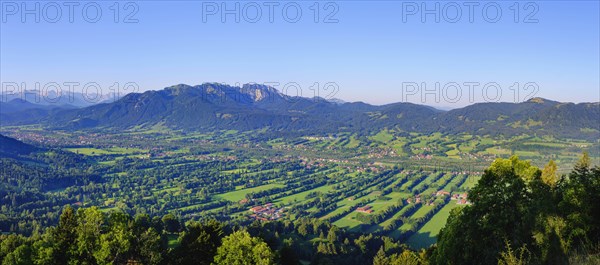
[{"x1": 1, "y1": 1, "x2": 599, "y2": 108}]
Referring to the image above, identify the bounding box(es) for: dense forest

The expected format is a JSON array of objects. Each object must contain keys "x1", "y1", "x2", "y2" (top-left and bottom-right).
[{"x1": 1, "y1": 154, "x2": 598, "y2": 265}]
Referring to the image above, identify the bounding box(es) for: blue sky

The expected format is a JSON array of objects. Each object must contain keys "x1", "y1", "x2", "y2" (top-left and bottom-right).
[{"x1": 1, "y1": 1, "x2": 599, "y2": 108}]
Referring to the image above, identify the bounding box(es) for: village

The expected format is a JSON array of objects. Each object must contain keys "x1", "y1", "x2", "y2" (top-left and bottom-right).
[
  {"x1": 405, "y1": 190, "x2": 471, "y2": 206},
  {"x1": 249, "y1": 203, "x2": 286, "y2": 221},
  {"x1": 352, "y1": 190, "x2": 472, "y2": 217}
]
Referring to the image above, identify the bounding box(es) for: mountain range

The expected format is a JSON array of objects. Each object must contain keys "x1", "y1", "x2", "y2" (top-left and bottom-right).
[
  {"x1": 1, "y1": 83, "x2": 598, "y2": 139},
  {"x1": 1, "y1": 90, "x2": 123, "y2": 108}
]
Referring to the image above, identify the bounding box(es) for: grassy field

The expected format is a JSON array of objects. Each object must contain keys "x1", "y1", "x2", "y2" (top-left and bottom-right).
[
  {"x1": 370, "y1": 130, "x2": 394, "y2": 143},
  {"x1": 333, "y1": 211, "x2": 363, "y2": 231},
  {"x1": 345, "y1": 135, "x2": 361, "y2": 148},
  {"x1": 276, "y1": 185, "x2": 334, "y2": 204},
  {"x1": 406, "y1": 201, "x2": 462, "y2": 249},
  {"x1": 214, "y1": 183, "x2": 285, "y2": 202},
  {"x1": 411, "y1": 204, "x2": 434, "y2": 219},
  {"x1": 65, "y1": 147, "x2": 146, "y2": 156}
]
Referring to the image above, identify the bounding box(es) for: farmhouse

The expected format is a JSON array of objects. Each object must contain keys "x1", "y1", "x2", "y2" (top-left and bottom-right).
[
  {"x1": 452, "y1": 192, "x2": 471, "y2": 205},
  {"x1": 356, "y1": 205, "x2": 374, "y2": 214},
  {"x1": 451, "y1": 192, "x2": 468, "y2": 200},
  {"x1": 457, "y1": 199, "x2": 472, "y2": 205},
  {"x1": 436, "y1": 190, "x2": 450, "y2": 197}
]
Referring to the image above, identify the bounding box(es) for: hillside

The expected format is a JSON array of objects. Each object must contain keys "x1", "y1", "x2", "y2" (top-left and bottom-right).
[
  {"x1": 0, "y1": 134, "x2": 38, "y2": 158},
  {"x1": 430, "y1": 98, "x2": 600, "y2": 138}
]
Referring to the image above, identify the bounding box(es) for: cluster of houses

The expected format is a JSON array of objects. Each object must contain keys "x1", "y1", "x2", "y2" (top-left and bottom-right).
[
  {"x1": 193, "y1": 154, "x2": 238, "y2": 162},
  {"x1": 355, "y1": 166, "x2": 383, "y2": 173},
  {"x1": 366, "y1": 149, "x2": 398, "y2": 159},
  {"x1": 249, "y1": 203, "x2": 285, "y2": 221},
  {"x1": 5, "y1": 131, "x2": 87, "y2": 146},
  {"x1": 412, "y1": 154, "x2": 434, "y2": 160},
  {"x1": 355, "y1": 205, "x2": 374, "y2": 214},
  {"x1": 303, "y1": 136, "x2": 336, "y2": 141},
  {"x1": 298, "y1": 159, "x2": 328, "y2": 169},
  {"x1": 451, "y1": 192, "x2": 471, "y2": 205},
  {"x1": 436, "y1": 190, "x2": 471, "y2": 205},
  {"x1": 460, "y1": 152, "x2": 496, "y2": 161},
  {"x1": 405, "y1": 190, "x2": 471, "y2": 205}
]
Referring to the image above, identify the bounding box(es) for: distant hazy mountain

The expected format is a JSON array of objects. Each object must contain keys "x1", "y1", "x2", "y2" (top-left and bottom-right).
[
  {"x1": 1, "y1": 90, "x2": 126, "y2": 108},
  {"x1": 1, "y1": 84, "x2": 598, "y2": 139},
  {"x1": 328, "y1": 98, "x2": 347, "y2": 105},
  {"x1": 0, "y1": 99, "x2": 47, "y2": 113},
  {"x1": 0, "y1": 98, "x2": 78, "y2": 113},
  {"x1": 0, "y1": 98, "x2": 80, "y2": 126}
]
